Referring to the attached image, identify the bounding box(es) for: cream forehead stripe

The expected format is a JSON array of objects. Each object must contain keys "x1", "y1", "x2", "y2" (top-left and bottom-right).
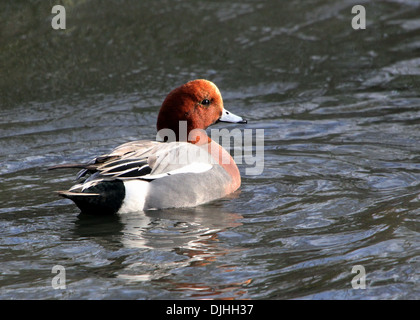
[
  {"x1": 206, "y1": 80, "x2": 221, "y2": 96},
  {"x1": 191, "y1": 79, "x2": 222, "y2": 99}
]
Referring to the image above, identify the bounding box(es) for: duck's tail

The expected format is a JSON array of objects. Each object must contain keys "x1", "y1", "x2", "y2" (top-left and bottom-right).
[{"x1": 56, "y1": 180, "x2": 125, "y2": 215}]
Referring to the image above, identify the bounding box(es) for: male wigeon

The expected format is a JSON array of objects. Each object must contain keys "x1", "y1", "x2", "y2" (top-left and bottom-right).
[{"x1": 51, "y1": 79, "x2": 247, "y2": 214}]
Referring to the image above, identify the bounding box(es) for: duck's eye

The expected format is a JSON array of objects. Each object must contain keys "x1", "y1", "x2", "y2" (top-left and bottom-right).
[{"x1": 201, "y1": 99, "x2": 211, "y2": 106}]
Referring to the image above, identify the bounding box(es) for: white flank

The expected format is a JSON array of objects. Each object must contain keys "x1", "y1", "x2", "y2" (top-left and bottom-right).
[
  {"x1": 146, "y1": 162, "x2": 213, "y2": 180},
  {"x1": 118, "y1": 180, "x2": 150, "y2": 214}
]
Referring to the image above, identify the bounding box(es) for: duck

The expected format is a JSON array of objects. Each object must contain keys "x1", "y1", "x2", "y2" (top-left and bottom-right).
[{"x1": 50, "y1": 79, "x2": 247, "y2": 214}]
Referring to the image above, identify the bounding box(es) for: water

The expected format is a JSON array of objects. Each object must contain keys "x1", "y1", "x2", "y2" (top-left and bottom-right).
[{"x1": 1, "y1": 0, "x2": 419, "y2": 299}]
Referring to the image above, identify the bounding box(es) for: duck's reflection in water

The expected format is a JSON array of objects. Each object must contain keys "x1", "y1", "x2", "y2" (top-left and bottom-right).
[{"x1": 115, "y1": 205, "x2": 252, "y2": 299}]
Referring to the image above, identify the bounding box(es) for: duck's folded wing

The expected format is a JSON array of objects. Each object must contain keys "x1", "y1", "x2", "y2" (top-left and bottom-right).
[
  {"x1": 95, "y1": 142, "x2": 214, "y2": 181},
  {"x1": 51, "y1": 140, "x2": 214, "y2": 190},
  {"x1": 48, "y1": 140, "x2": 159, "y2": 178}
]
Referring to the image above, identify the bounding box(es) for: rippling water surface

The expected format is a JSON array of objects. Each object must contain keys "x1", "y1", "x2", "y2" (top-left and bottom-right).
[{"x1": 1, "y1": 0, "x2": 419, "y2": 299}]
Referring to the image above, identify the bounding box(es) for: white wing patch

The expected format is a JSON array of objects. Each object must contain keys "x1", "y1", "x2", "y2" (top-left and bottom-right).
[{"x1": 144, "y1": 162, "x2": 213, "y2": 180}]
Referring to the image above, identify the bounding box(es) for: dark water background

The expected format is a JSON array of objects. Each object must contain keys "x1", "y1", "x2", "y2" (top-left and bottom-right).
[{"x1": 1, "y1": 0, "x2": 419, "y2": 299}]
